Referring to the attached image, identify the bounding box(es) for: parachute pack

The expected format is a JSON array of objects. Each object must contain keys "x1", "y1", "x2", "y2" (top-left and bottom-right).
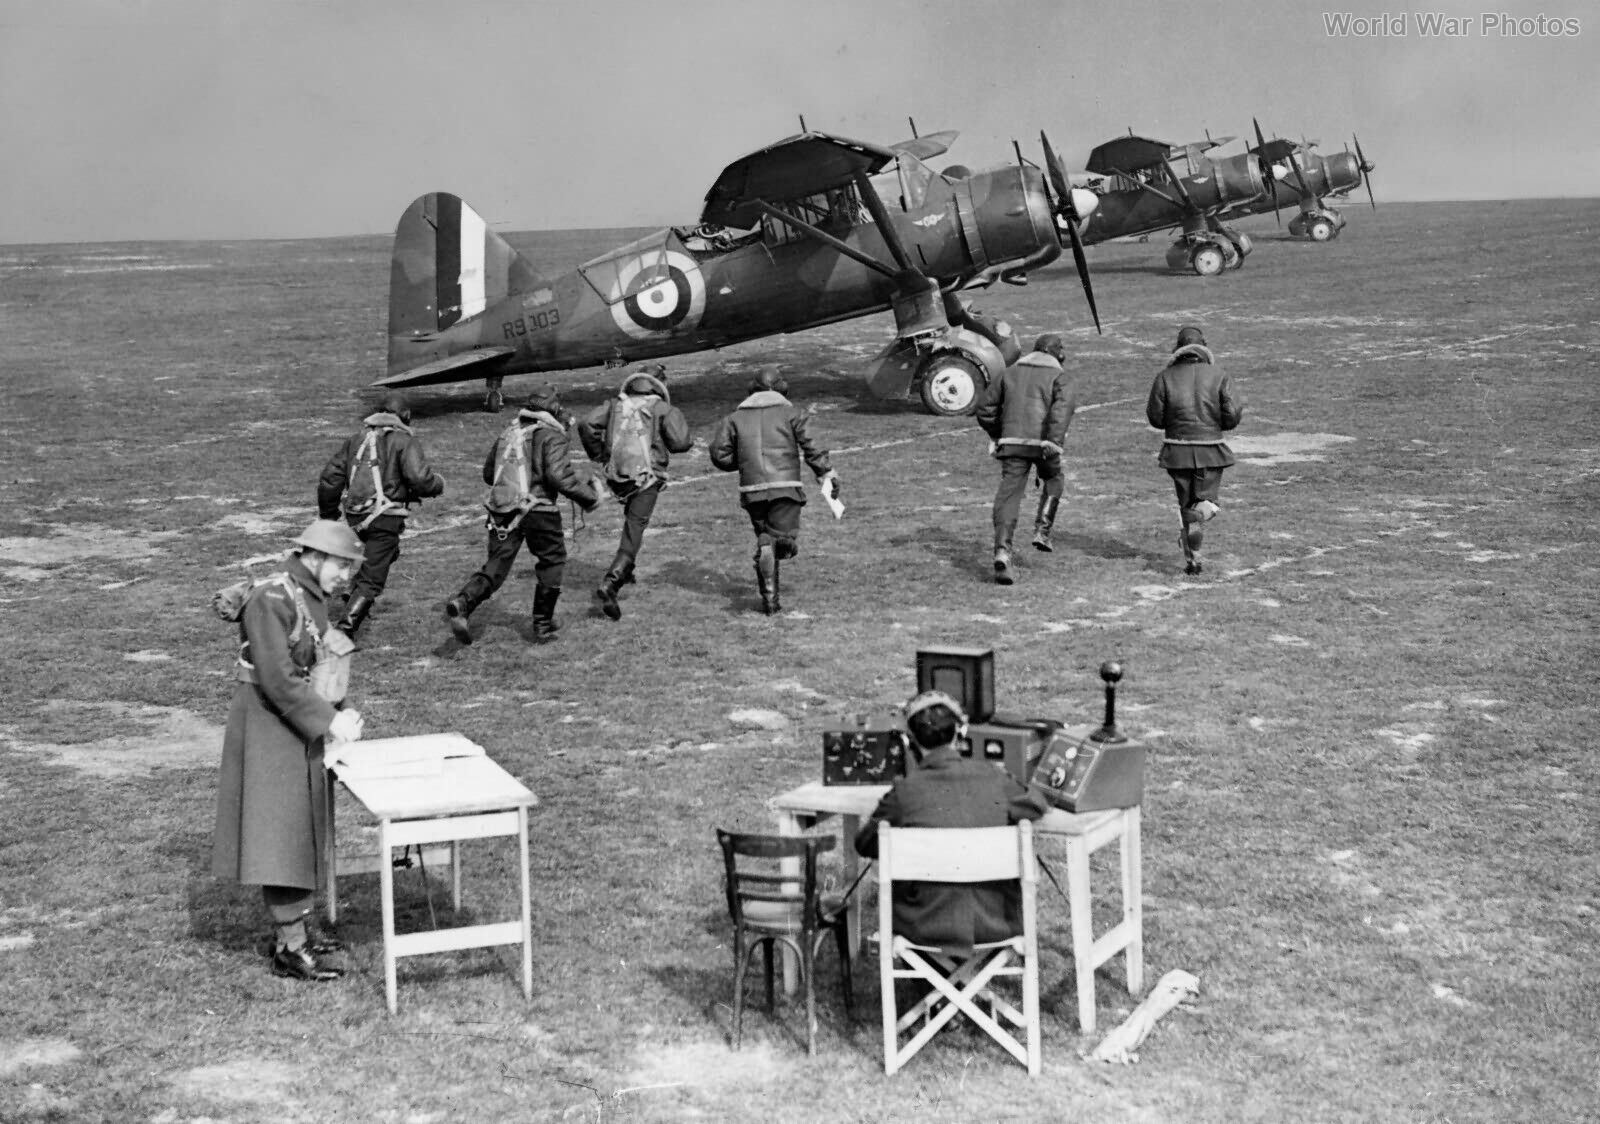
[
  {"x1": 342, "y1": 427, "x2": 396, "y2": 529},
  {"x1": 485, "y1": 422, "x2": 536, "y2": 514},
  {"x1": 604, "y1": 374, "x2": 669, "y2": 489}
]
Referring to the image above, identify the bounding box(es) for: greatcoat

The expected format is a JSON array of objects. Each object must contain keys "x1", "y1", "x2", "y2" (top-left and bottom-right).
[{"x1": 211, "y1": 556, "x2": 338, "y2": 891}]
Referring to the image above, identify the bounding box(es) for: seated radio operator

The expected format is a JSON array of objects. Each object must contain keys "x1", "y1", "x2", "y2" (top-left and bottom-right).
[{"x1": 854, "y1": 691, "x2": 1051, "y2": 957}]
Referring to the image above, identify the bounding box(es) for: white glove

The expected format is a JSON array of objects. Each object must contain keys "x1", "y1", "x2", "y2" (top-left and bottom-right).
[{"x1": 327, "y1": 708, "x2": 364, "y2": 743}]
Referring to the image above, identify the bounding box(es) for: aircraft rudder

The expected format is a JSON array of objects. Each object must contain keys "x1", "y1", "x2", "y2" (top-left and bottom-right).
[{"x1": 388, "y1": 192, "x2": 540, "y2": 375}]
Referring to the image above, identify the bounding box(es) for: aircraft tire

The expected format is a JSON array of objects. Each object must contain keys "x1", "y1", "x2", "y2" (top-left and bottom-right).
[
  {"x1": 1307, "y1": 218, "x2": 1335, "y2": 242},
  {"x1": 1190, "y1": 244, "x2": 1226, "y2": 277},
  {"x1": 917, "y1": 354, "x2": 984, "y2": 417}
]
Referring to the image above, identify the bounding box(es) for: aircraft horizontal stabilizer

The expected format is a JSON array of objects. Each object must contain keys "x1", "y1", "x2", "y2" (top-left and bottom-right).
[{"x1": 372, "y1": 347, "x2": 515, "y2": 388}]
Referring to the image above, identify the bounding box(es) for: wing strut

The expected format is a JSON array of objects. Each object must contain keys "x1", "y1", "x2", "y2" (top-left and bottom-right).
[{"x1": 752, "y1": 201, "x2": 900, "y2": 280}]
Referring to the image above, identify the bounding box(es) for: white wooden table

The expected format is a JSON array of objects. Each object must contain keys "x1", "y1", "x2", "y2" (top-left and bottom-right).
[
  {"x1": 322, "y1": 734, "x2": 538, "y2": 1015},
  {"x1": 769, "y1": 772, "x2": 1142, "y2": 1033}
]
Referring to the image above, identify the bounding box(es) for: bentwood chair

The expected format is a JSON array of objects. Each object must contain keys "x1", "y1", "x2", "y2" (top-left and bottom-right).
[
  {"x1": 874, "y1": 820, "x2": 1041, "y2": 1075},
  {"x1": 716, "y1": 829, "x2": 855, "y2": 1055}
]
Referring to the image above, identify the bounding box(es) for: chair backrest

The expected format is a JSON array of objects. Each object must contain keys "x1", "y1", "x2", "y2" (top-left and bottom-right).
[
  {"x1": 876, "y1": 821, "x2": 1035, "y2": 885},
  {"x1": 716, "y1": 830, "x2": 837, "y2": 929}
]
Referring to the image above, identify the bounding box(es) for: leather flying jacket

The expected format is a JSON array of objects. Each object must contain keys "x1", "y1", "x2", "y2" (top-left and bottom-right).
[
  {"x1": 974, "y1": 351, "x2": 1077, "y2": 455},
  {"x1": 481, "y1": 410, "x2": 598, "y2": 512},
  {"x1": 1145, "y1": 346, "x2": 1244, "y2": 444},
  {"x1": 707, "y1": 390, "x2": 832, "y2": 499},
  {"x1": 318, "y1": 411, "x2": 446, "y2": 518}
]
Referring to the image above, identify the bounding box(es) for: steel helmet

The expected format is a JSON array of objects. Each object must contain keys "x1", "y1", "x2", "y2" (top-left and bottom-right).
[{"x1": 293, "y1": 519, "x2": 365, "y2": 562}]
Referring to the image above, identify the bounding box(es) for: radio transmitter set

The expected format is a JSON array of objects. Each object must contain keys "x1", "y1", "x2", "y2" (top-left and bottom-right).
[
  {"x1": 820, "y1": 647, "x2": 1146, "y2": 813},
  {"x1": 821, "y1": 709, "x2": 911, "y2": 784}
]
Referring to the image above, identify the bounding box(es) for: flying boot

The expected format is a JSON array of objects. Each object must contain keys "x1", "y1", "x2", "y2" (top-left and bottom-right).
[
  {"x1": 335, "y1": 594, "x2": 374, "y2": 639},
  {"x1": 993, "y1": 522, "x2": 1017, "y2": 584},
  {"x1": 531, "y1": 583, "x2": 562, "y2": 642},
  {"x1": 754, "y1": 542, "x2": 779, "y2": 615},
  {"x1": 593, "y1": 570, "x2": 624, "y2": 621},
  {"x1": 443, "y1": 577, "x2": 489, "y2": 645},
  {"x1": 1180, "y1": 521, "x2": 1203, "y2": 576},
  {"x1": 1031, "y1": 495, "x2": 1060, "y2": 553}
]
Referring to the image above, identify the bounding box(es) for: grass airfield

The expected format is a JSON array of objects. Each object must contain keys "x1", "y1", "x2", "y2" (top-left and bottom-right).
[{"x1": 1, "y1": 197, "x2": 1597, "y2": 1123}]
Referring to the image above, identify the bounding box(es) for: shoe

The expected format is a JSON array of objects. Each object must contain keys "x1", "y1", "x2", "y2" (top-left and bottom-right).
[
  {"x1": 1031, "y1": 496, "x2": 1058, "y2": 552},
  {"x1": 444, "y1": 597, "x2": 473, "y2": 645},
  {"x1": 993, "y1": 549, "x2": 1015, "y2": 585},
  {"x1": 271, "y1": 945, "x2": 342, "y2": 982},
  {"x1": 305, "y1": 928, "x2": 345, "y2": 955},
  {"x1": 1031, "y1": 527, "x2": 1053, "y2": 552},
  {"x1": 1185, "y1": 560, "x2": 1203, "y2": 576}
]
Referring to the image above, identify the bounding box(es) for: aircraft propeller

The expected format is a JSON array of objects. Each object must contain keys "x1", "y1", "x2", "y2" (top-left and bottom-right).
[
  {"x1": 1352, "y1": 133, "x2": 1377, "y2": 209},
  {"x1": 1252, "y1": 117, "x2": 1282, "y2": 226},
  {"x1": 1038, "y1": 130, "x2": 1102, "y2": 334}
]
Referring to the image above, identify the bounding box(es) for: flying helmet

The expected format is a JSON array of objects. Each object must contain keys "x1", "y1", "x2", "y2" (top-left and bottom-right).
[
  {"x1": 293, "y1": 519, "x2": 365, "y2": 562},
  {"x1": 748, "y1": 365, "x2": 789, "y2": 395},
  {"x1": 1174, "y1": 325, "x2": 1207, "y2": 350},
  {"x1": 1033, "y1": 333, "x2": 1067, "y2": 363},
  {"x1": 903, "y1": 689, "x2": 969, "y2": 726},
  {"x1": 379, "y1": 391, "x2": 412, "y2": 424}
]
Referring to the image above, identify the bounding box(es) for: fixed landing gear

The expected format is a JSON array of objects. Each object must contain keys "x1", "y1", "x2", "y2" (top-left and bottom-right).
[
  {"x1": 916, "y1": 353, "x2": 985, "y2": 417},
  {"x1": 1289, "y1": 210, "x2": 1345, "y2": 242},
  {"x1": 1166, "y1": 229, "x2": 1250, "y2": 277},
  {"x1": 484, "y1": 376, "x2": 504, "y2": 413}
]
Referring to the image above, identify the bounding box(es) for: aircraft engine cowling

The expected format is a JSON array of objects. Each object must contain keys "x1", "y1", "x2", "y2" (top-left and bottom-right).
[
  {"x1": 1212, "y1": 154, "x2": 1266, "y2": 209},
  {"x1": 1324, "y1": 150, "x2": 1363, "y2": 194}
]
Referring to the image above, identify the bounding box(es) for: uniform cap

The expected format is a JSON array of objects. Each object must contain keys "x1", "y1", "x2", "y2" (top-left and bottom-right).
[
  {"x1": 293, "y1": 519, "x2": 365, "y2": 562},
  {"x1": 1033, "y1": 334, "x2": 1067, "y2": 362},
  {"x1": 749, "y1": 365, "x2": 788, "y2": 394},
  {"x1": 1174, "y1": 325, "x2": 1206, "y2": 350}
]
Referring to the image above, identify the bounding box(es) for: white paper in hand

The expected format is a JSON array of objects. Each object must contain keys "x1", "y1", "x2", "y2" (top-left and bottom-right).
[{"x1": 819, "y1": 480, "x2": 845, "y2": 519}]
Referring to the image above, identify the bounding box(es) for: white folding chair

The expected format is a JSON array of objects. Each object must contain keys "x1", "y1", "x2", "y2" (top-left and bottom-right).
[{"x1": 875, "y1": 821, "x2": 1040, "y2": 1075}]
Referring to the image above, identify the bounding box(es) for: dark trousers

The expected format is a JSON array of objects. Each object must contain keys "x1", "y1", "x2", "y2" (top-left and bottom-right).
[
  {"x1": 1168, "y1": 468, "x2": 1226, "y2": 555},
  {"x1": 458, "y1": 509, "x2": 567, "y2": 609},
  {"x1": 345, "y1": 512, "x2": 405, "y2": 600},
  {"x1": 743, "y1": 497, "x2": 803, "y2": 558},
  {"x1": 992, "y1": 455, "x2": 1062, "y2": 549},
  {"x1": 607, "y1": 481, "x2": 662, "y2": 579}
]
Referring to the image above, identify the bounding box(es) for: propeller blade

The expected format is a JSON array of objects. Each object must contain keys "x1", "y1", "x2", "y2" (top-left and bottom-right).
[
  {"x1": 1040, "y1": 130, "x2": 1101, "y2": 335},
  {"x1": 1353, "y1": 133, "x2": 1376, "y2": 210},
  {"x1": 1253, "y1": 117, "x2": 1280, "y2": 226},
  {"x1": 1285, "y1": 149, "x2": 1315, "y2": 203},
  {"x1": 1157, "y1": 155, "x2": 1196, "y2": 211}
]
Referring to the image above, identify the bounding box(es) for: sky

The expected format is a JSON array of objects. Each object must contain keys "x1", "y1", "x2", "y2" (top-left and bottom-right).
[{"x1": 2, "y1": 0, "x2": 1596, "y2": 244}]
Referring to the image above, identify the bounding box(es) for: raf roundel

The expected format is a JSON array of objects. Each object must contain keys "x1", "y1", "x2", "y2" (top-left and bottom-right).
[{"x1": 609, "y1": 250, "x2": 706, "y2": 339}]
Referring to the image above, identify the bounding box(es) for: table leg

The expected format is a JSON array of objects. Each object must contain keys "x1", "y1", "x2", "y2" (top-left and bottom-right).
[
  {"x1": 518, "y1": 806, "x2": 533, "y2": 1001},
  {"x1": 1066, "y1": 837, "x2": 1096, "y2": 1034},
  {"x1": 451, "y1": 840, "x2": 463, "y2": 912},
  {"x1": 1122, "y1": 806, "x2": 1144, "y2": 996},
  {"x1": 323, "y1": 775, "x2": 339, "y2": 926},
  {"x1": 379, "y1": 817, "x2": 398, "y2": 1015},
  {"x1": 839, "y1": 814, "x2": 863, "y2": 960},
  {"x1": 775, "y1": 811, "x2": 803, "y2": 995}
]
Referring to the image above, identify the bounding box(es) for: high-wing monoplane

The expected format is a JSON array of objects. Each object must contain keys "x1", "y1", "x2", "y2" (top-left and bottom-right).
[
  {"x1": 1222, "y1": 120, "x2": 1377, "y2": 242},
  {"x1": 378, "y1": 127, "x2": 1101, "y2": 416},
  {"x1": 1064, "y1": 132, "x2": 1270, "y2": 276}
]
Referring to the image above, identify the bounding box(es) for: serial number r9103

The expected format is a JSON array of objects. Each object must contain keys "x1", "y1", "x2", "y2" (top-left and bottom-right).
[{"x1": 503, "y1": 308, "x2": 561, "y2": 339}]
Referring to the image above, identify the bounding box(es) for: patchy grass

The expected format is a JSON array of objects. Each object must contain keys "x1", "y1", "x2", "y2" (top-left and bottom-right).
[{"x1": 1, "y1": 199, "x2": 1598, "y2": 1122}]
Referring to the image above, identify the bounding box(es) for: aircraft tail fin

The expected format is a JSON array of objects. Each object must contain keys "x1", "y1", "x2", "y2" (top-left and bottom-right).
[{"x1": 388, "y1": 193, "x2": 541, "y2": 373}]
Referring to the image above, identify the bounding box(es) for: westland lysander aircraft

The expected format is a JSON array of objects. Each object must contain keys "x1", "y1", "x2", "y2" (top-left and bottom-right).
[
  {"x1": 1064, "y1": 132, "x2": 1273, "y2": 276},
  {"x1": 1223, "y1": 121, "x2": 1377, "y2": 242},
  {"x1": 378, "y1": 127, "x2": 1101, "y2": 416}
]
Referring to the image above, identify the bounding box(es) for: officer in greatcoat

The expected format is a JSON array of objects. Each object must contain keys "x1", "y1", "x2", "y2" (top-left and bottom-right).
[{"x1": 212, "y1": 519, "x2": 366, "y2": 981}]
